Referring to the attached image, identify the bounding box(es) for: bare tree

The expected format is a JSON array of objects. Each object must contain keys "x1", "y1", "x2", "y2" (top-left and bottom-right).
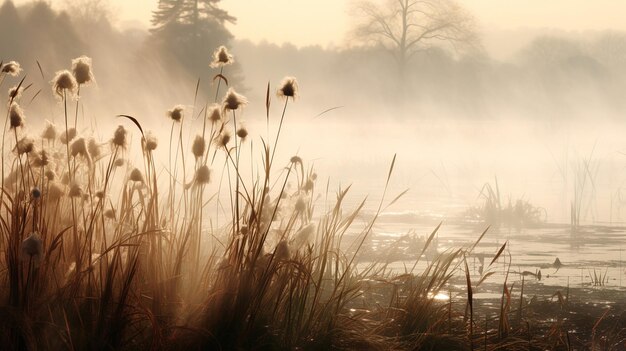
[{"x1": 351, "y1": 0, "x2": 477, "y2": 80}]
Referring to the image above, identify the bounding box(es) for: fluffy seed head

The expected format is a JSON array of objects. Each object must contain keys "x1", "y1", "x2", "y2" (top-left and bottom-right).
[
  {"x1": 114, "y1": 158, "x2": 125, "y2": 167},
  {"x1": 129, "y1": 168, "x2": 144, "y2": 183},
  {"x1": 69, "y1": 182, "x2": 82, "y2": 197},
  {"x1": 8, "y1": 86, "x2": 23, "y2": 100},
  {"x1": 192, "y1": 135, "x2": 206, "y2": 159},
  {"x1": 71, "y1": 56, "x2": 94, "y2": 85},
  {"x1": 210, "y1": 46, "x2": 234, "y2": 68},
  {"x1": 112, "y1": 125, "x2": 127, "y2": 148},
  {"x1": 222, "y1": 88, "x2": 247, "y2": 112},
  {"x1": 60, "y1": 128, "x2": 77, "y2": 144},
  {"x1": 104, "y1": 209, "x2": 116, "y2": 219},
  {"x1": 294, "y1": 196, "x2": 306, "y2": 213},
  {"x1": 303, "y1": 178, "x2": 314, "y2": 192},
  {"x1": 236, "y1": 126, "x2": 248, "y2": 140},
  {"x1": 42, "y1": 121, "x2": 58, "y2": 140},
  {"x1": 215, "y1": 130, "x2": 231, "y2": 149},
  {"x1": 32, "y1": 150, "x2": 49, "y2": 167},
  {"x1": 70, "y1": 137, "x2": 92, "y2": 164},
  {"x1": 14, "y1": 137, "x2": 34, "y2": 155},
  {"x1": 144, "y1": 131, "x2": 158, "y2": 151},
  {"x1": 277, "y1": 76, "x2": 298, "y2": 100},
  {"x1": 45, "y1": 170, "x2": 56, "y2": 181},
  {"x1": 195, "y1": 165, "x2": 211, "y2": 184},
  {"x1": 87, "y1": 138, "x2": 101, "y2": 159},
  {"x1": 208, "y1": 103, "x2": 222, "y2": 123},
  {"x1": 290, "y1": 156, "x2": 302, "y2": 164},
  {"x1": 9, "y1": 102, "x2": 24, "y2": 129},
  {"x1": 31, "y1": 187, "x2": 41, "y2": 199},
  {"x1": 21, "y1": 232, "x2": 43, "y2": 262},
  {"x1": 167, "y1": 105, "x2": 184, "y2": 122},
  {"x1": 1, "y1": 61, "x2": 21, "y2": 76},
  {"x1": 52, "y1": 70, "x2": 78, "y2": 98}
]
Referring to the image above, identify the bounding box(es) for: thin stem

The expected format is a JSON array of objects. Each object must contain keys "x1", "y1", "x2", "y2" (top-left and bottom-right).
[
  {"x1": 232, "y1": 110, "x2": 240, "y2": 237},
  {"x1": 73, "y1": 84, "x2": 81, "y2": 129},
  {"x1": 269, "y1": 98, "x2": 289, "y2": 172},
  {"x1": 214, "y1": 66, "x2": 224, "y2": 102},
  {"x1": 63, "y1": 89, "x2": 80, "y2": 273}
]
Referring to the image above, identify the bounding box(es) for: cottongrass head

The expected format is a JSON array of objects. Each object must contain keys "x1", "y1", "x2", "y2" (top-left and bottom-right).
[
  {"x1": 14, "y1": 136, "x2": 34, "y2": 155},
  {"x1": 290, "y1": 155, "x2": 302, "y2": 164},
  {"x1": 88, "y1": 138, "x2": 101, "y2": 159},
  {"x1": 277, "y1": 76, "x2": 298, "y2": 100},
  {"x1": 8, "y1": 86, "x2": 23, "y2": 101},
  {"x1": 104, "y1": 209, "x2": 116, "y2": 220},
  {"x1": 144, "y1": 131, "x2": 158, "y2": 151},
  {"x1": 215, "y1": 130, "x2": 231, "y2": 149},
  {"x1": 45, "y1": 170, "x2": 56, "y2": 181},
  {"x1": 70, "y1": 137, "x2": 92, "y2": 164},
  {"x1": 21, "y1": 232, "x2": 43, "y2": 263},
  {"x1": 9, "y1": 102, "x2": 25, "y2": 129},
  {"x1": 71, "y1": 55, "x2": 95, "y2": 85},
  {"x1": 167, "y1": 105, "x2": 184, "y2": 122},
  {"x1": 32, "y1": 150, "x2": 49, "y2": 167},
  {"x1": 210, "y1": 45, "x2": 234, "y2": 68},
  {"x1": 192, "y1": 135, "x2": 206, "y2": 159},
  {"x1": 294, "y1": 196, "x2": 307, "y2": 213},
  {"x1": 112, "y1": 125, "x2": 128, "y2": 148},
  {"x1": 42, "y1": 121, "x2": 58, "y2": 140},
  {"x1": 195, "y1": 165, "x2": 211, "y2": 185},
  {"x1": 236, "y1": 125, "x2": 248, "y2": 140},
  {"x1": 52, "y1": 70, "x2": 78, "y2": 98},
  {"x1": 303, "y1": 178, "x2": 315, "y2": 192},
  {"x1": 1, "y1": 61, "x2": 22, "y2": 76},
  {"x1": 129, "y1": 168, "x2": 144, "y2": 183},
  {"x1": 31, "y1": 187, "x2": 41, "y2": 199},
  {"x1": 60, "y1": 128, "x2": 77, "y2": 144},
  {"x1": 69, "y1": 181, "x2": 82, "y2": 198},
  {"x1": 222, "y1": 88, "x2": 247, "y2": 112},
  {"x1": 208, "y1": 103, "x2": 222, "y2": 124}
]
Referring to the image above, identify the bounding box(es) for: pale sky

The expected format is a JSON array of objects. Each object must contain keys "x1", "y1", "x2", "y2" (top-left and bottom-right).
[{"x1": 14, "y1": 0, "x2": 626, "y2": 47}]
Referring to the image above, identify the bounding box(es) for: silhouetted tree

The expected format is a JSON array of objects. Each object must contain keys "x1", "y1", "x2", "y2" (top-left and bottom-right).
[
  {"x1": 151, "y1": 0, "x2": 236, "y2": 76},
  {"x1": 25, "y1": 2, "x2": 85, "y2": 66},
  {"x1": 351, "y1": 0, "x2": 477, "y2": 85}
]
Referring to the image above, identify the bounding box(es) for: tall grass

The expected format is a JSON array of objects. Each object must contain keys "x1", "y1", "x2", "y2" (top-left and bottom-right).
[{"x1": 0, "y1": 51, "x2": 617, "y2": 350}]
